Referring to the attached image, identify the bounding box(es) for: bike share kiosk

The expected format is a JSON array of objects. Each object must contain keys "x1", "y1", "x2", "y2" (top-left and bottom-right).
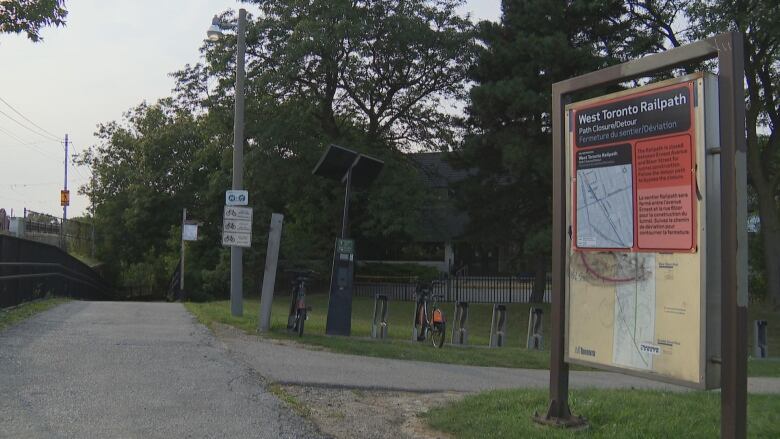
[
  {"x1": 451, "y1": 301, "x2": 469, "y2": 345},
  {"x1": 312, "y1": 144, "x2": 384, "y2": 336}
]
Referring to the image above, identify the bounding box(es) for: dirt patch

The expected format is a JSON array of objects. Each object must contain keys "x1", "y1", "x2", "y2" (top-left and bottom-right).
[
  {"x1": 211, "y1": 322, "x2": 464, "y2": 437},
  {"x1": 280, "y1": 385, "x2": 463, "y2": 439}
]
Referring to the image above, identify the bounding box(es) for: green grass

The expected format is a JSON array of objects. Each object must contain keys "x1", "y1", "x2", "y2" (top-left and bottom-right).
[
  {"x1": 0, "y1": 298, "x2": 69, "y2": 331},
  {"x1": 184, "y1": 294, "x2": 780, "y2": 375},
  {"x1": 423, "y1": 388, "x2": 780, "y2": 438}
]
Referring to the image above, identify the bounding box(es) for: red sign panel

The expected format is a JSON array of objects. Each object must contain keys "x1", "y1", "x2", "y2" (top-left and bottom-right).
[{"x1": 572, "y1": 81, "x2": 697, "y2": 253}]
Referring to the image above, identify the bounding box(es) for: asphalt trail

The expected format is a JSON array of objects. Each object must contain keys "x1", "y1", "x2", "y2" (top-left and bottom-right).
[{"x1": 0, "y1": 301, "x2": 325, "y2": 439}]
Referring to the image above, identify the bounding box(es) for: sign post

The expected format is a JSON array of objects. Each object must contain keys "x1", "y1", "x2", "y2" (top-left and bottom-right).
[
  {"x1": 180, "y1": 208, "x2": 199, "y2": 297},
  {"x1": 539, "y1": 33, "x2": 747, "y2": 438},
  {"x1": 258, "y1": 213, "x2": 284, "y2": 332}
]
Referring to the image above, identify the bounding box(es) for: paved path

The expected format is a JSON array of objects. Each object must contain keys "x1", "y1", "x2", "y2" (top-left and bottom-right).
[
  {"x1": 217, "y1": 325, "x2": 780, "y2": 394},
  {"x1": 0, "y1": 301, "x2": 325, "y2": 439}
]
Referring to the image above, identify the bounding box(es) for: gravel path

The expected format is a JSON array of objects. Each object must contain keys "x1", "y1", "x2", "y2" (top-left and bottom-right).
[
  {"x1": 0, "y1": 301, "x2": 326, "y2": 439},
  {"x1": 216, "y1": 324, "x2": 780, "y2": 394}
]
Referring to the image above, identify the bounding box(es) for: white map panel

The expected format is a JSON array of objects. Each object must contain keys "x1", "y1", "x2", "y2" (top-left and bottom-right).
[
  {"x1": 612, "y1": 253, "x2": 656, "y2": 370},
  {"x1": 576, "y1": 165, "x2": 634, "y2": 248}
]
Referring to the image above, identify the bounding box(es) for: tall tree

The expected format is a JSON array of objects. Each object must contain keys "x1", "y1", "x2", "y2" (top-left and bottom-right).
[
  {"x1": 178, "y1": 0, "x2": 475, "y2": 152},
  {"x1": 688, "y1": 0, "x2": 780, "y2": 308},
  {"x1": 83, "y1": 0, "x2": 476, "y2": 296},
  {"x1": 171, "y1": 0, "x2": 476, "y2": 264},
  {"x1": 453, "y1": 0, "x2": 660, "y2": 297},
  {"x1": 0, "y1": 0, "x2": 67, "y2": 42},
  {"x1": 77, "y1": 99, "x2": 213, "y2": 293}
]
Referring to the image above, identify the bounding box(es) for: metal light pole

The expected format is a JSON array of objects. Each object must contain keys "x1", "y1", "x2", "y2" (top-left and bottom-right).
[
  {"x1": 62, "y1": 133, "x2": 68, "y2": 250},
  {"x1": 208, "y1": 9, "x2": 248, "y2": 316}
]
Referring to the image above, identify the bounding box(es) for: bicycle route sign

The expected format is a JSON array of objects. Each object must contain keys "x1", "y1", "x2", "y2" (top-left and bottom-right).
[
  {"x1": 225, "y1": 190, "x2": 249, "y2": 206},
  {"x1": 222, "y1": 206, "x2": 252, "y2": 247}
]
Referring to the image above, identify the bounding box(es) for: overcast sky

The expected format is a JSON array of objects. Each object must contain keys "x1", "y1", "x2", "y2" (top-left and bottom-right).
[{"x1": 0, "y1": 1, "x2": 501, "y2": 219}]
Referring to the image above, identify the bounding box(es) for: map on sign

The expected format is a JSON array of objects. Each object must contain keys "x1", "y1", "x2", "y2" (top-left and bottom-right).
[
  {"x1": 570, "y1": 253, "x2": 657, "y2": 370},
  {"x1": 576, "y1": 144, "x2": 634, "y2": 248}
]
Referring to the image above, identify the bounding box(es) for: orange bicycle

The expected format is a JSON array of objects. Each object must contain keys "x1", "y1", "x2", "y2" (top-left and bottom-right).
[{"x1": 414, "y1": 283, "x2": 446, "y2": 348}]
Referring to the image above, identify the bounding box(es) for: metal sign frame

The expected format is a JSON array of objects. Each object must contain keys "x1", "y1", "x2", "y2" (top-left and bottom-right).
[
  {"x1": 564, "y1": 73, "x2": 721, "y2": 389},
  {"x1": 542, "y1": 32, "x2": 747, "y2": 438}
]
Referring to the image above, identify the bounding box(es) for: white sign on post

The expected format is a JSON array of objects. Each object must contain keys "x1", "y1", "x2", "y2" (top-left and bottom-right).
[
  {"x1": 182, "y1": 223, "x2": 198, "y2": 241},
  {"x1": 222, "y1": 206, "x2": 252, "y2": 248},
  {"x1": 226, "y1": 190, "x2": 249, "y2": 206}
]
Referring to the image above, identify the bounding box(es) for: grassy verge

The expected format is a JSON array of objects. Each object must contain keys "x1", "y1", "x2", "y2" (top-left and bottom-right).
[
  {"x1": 0, "y1": 298, "x2": 69, "y2": 331},
  {"x1": 423, "y1": 388, "x2": 780, "y2": 438},
  {"x1": 184, "y1": 294, "x2": 780, "y2": 376}
]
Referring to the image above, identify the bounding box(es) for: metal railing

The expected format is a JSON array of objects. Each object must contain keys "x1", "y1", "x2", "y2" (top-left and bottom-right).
[
  {"x1": 354, "y1": 273, "x2": 552, "y2": 303},
  {"x1": 16, "y1": 209, "x2": 96, "y2": 255},
  {"x1": 0, "y1": 235, "x2": 109, "y2": 307}
]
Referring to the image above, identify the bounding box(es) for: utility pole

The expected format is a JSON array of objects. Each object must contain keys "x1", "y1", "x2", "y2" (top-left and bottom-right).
[
  {"x1": 229, "y1": 8, "x2": 247, "y2": 317},
  {"x1": 62, "y1": 134, "x2": 68, "y2": 250},
  {"x1": 181, "y1": 208, "x2": 186, "y2": 296},
  {"x1": 91, "y1": 173, "x2": 96, "y2": 258}
]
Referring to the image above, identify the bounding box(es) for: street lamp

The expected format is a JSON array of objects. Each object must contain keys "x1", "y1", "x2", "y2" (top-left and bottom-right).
[
  {"x1": 208, "y1": 9, "x2": 248, "y2": 317},
  {"x1": 206, "y1": 15, "x2": 223, "y2": 42}
]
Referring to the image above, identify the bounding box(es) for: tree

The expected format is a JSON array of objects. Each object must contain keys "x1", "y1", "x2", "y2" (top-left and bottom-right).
[
  {"x1": 688, "y1": 0, "x2": 780, "y2": 308},
  {"x1": 182, "y1": 0, "x2": 475, "y2": 152},
  {"x1": 83, "y1": 0, "x2": 476, "y2": 296},
  {"x1": 452, "y1": 0, "x2": 661, "y2": 298},
  {"x1": 172, "y1": 0, "x2": 476, "y2": 267},
  {"x1": 0, "y1": 0, "x2": 67, "y2": 42},
  {"x1": 77, "y1": 99, "x2": 214, "y2": 294}
]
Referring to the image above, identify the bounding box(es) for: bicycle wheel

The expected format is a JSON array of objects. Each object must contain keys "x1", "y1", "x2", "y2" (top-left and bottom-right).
[
  {"x1": 416, "y1": 304, "x2": 426, "y2": 341},
  {"x1": 296, "y1": 308, "x2": 306, "y2": 337},
  {"x1": 431, "y1": 322, "x2": 446, "y2": 348}
]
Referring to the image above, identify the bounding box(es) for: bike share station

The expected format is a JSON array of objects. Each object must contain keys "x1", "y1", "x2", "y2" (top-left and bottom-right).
[
  {"x1": 312, "y1": 144, "x2": 384, "y2": 336},
  {"x1": 537, "y1": 33, "x2": 749, "y2": 438}
]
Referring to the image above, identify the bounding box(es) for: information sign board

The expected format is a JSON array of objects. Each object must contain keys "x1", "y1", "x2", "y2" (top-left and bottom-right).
[
  {"x1": 564, "y1": 73, "x2": 721, "y2": 389},
  {"x1": 222, "y1": 206, "x2": 252, "y2": 248},
  {"x1": 182, "y1": 223, "x2": 198, "y2": 241}
]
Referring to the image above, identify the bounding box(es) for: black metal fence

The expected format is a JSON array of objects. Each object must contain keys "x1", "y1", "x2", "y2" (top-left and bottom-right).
[
  {"x1": 0, "y1": 234, "x2": 109, "y2": 308},
  {"x1": 354, "y1": 273, "x2": 552, "y2": 303}
]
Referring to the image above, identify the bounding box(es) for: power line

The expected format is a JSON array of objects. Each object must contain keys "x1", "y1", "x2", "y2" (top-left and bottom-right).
[
  {"x1": 68, "y1": 141, "x2": 92, "y2": 181},
  {"x1": 0, "y1": 126, "x2": 61, "y2": 162},
  {"x1": 0, "y1": 107, "x2": 61, "y2": 142},
  {"x1": 0, "y1": 96, "x2": 62, "y2": 141}
]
